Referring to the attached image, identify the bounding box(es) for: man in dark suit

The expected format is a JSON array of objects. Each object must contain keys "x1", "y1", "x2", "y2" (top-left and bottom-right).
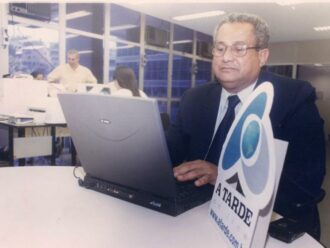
[{"x1": 167, "y1": 13, "x2": 325, "y2": 240}]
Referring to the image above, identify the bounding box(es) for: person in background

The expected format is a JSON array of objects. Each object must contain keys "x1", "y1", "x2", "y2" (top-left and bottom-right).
[
  {"x1": 108, "y1": 66, "x2": 147, "y2": 98},
  {"x1": 167, "y1": 12, "x2": 325, "y2": 240},
  {"x1": 31, "y1": 70, "x2": 44, "y2": 80},
  {"x1": 47, "y1": 49, "x2": 97, "y2": 92}
]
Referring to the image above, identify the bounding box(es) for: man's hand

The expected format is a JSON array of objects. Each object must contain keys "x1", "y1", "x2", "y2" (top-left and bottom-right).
[{"x1": 173, "y1": 160, "x2": 218, "y2": 186}]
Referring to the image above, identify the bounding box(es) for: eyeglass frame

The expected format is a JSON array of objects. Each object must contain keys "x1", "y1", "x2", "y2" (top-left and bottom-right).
[{"x1": 212, "y1": 41, "x2": 261, "y2": 57}]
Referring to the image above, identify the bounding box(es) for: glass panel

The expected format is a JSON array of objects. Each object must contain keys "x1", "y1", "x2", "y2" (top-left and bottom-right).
[
  {"x1": 173, "y1": 25, "x2": 193, "y2": 54},
  {"x1": 195, "y1": 60, "x2": 212, "y2": 85},
  {"x1": 145, "y1": 15, "x2": 170, "y2": 49},
  {"x1": 143, "y1": 49, "x2": 169, "y2": 97},
  {"x1": 172, "y1": 55, "x2": 192, "y2": 98},
  {"x1": 109, "y1": 41, "x2": 140, "y2": 84},
  {"x1": 110, "y1": 4, "x2": 141, "y2": 43},
  {"x1": 196, "y1": 32, "x2": 213, "y2": 59},
  {"x1": 66, "y1": 3, "x2": 104, "y2": 35},
  {"x1": 170, "y1": 101, "x2": 180, "y2": 123},
  {"x1": 158, "y1": 100, "x2": 168, "y2": 114},
  {"x1": 66, "y1": 34, "x2": 103, "y2": 83},
  {"x1": 8, "y1": 3, "x2": 59, "y2": 23},
  {"x1": 8, "y1": 21, "x2": 59, "y2": 77},
  {"x1": 263, "y1": 65, "x2": 293, "y2": 78}
]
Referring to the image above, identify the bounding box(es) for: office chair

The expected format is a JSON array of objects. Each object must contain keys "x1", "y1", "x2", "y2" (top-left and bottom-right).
[{"x1": 160, "y1": 113, "x2": 171, "y2": 130}]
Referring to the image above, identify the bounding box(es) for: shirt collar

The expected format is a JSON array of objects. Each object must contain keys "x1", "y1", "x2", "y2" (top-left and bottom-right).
[{"x1": 221, "y1": 80, "x2": 258, "y2": 104}]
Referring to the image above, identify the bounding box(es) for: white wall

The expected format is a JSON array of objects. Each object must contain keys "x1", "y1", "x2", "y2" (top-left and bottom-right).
[
  {"x1": 269, "y1": 39, "x2": 330, "y2": 64},
  {"x1": 269, "y1": 40, "x2": 330, "y2": 138}
]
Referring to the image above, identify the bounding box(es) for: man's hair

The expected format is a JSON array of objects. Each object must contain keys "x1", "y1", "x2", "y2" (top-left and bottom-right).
[
  {"x1": 67, "y1": 49, "x2": 80, "y2": 58},
  {"x1": 213, "y1": 12, "x2": 270, "y2": 49}
]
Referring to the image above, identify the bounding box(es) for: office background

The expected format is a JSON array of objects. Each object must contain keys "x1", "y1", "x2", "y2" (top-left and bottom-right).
[
  {"x1": 0, "y1": 2, "x2": 329, "y2": 246},
  {"x1": 0, "y1": 2, "x2": 330, "y2": 136}
]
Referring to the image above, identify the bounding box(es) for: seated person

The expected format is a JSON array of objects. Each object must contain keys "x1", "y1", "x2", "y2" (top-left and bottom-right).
[
  {"x1": 48, "y1": 50, "x2": 97, "y2": 93},
  {"x1": 108, "y1": 66, "x2": 147, "y2": 98},
  {"x1": 31, "y1": 70, "x2": 45, "y2": 80},
  {"x1": 168, "y1": 12, "x2": 326, "y2": 240}
]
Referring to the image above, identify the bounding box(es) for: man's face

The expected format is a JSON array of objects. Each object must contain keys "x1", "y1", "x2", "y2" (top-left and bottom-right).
[
  {"x1": 67, "y1": 54, "x2": 79, "y2": 68},
  {"x1": 212, "y1": 22, "x2": 269, "y2": 93}
]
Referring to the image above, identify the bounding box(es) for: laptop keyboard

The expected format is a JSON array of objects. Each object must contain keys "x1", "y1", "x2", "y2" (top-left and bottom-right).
[{"x1": 176, "y1": 182, "x2": 213, "y2": 202}]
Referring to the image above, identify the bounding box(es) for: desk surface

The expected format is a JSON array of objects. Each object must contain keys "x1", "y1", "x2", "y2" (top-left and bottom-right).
[
  {"x1": 0, "y1": 120, "x2": 66, "y2": 128},
  {"x1": 0, "y1": 166, "x2": 322, "y2": 248}
]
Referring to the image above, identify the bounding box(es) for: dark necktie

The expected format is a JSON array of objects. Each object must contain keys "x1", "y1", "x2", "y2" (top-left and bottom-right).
[{"x1": 205, "y1": 95, "x2": 240, "y2": 165}]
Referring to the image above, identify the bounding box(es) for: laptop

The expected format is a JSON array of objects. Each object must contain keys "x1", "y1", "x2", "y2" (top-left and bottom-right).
[
  {"x1": 77, "y1": 83, "x2": 111, "y2": 95},
  {"x1": 58, "y1": 93, "x2": 213, "y2": 216}
]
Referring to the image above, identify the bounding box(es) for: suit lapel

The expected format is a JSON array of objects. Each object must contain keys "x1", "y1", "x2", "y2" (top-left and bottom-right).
[{"x1": 199, "y1": 83, "x2": 222, "y2": 149}]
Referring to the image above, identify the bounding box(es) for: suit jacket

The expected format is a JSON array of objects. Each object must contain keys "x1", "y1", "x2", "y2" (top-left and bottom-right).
[{"x1": 166, "y1": 70, "x2": 325, "y2": 219}]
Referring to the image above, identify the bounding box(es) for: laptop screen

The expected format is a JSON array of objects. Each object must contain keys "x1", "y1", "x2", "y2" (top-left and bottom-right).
[{"x1": 58, "y1": 93, "x2": 176, "y2": 198}]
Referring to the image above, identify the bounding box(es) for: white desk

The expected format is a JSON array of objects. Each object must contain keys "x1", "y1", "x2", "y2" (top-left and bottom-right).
[{"x1": 0, "y1": 167, "x2": 322, "y2": 248}]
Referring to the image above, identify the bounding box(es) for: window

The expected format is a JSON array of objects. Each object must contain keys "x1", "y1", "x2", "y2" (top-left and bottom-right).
[
  {"x1": 144, "y1": 49, "x2": 169, "y2": 97},
  {"x1": 172, "y1": 55, "x2": 192, "y2": 97},
  {"x1": 173, "y1": 25, "x2": 193, "y2": 54},
  {"x1": 196, "y1": 32, "x2": 213, "y2": 59},
  {"x1": 145, "y1": 15, "x2": 170, "y2": 49},
  {"x1": 109, "y1": 41, "x2": 140, "y2": 84},
  {"x1": 196, "y1": 60, "x2": 212, "y2": 85},
  {"x1": 110, "y1": 4, "x2": 141, "y2": 43},
  {"x1": 8, "y1": 21, "x2": 59, "y2": 76},
  {"x1": 66, "y1": 3, "x2": 104, "y2": 35},
  {"x1": 263, "y1": 65, "x2": 294, "y2": 78}
]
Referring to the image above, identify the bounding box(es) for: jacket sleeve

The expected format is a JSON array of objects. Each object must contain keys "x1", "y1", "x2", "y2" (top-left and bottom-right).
[
  {"x1": 165, "y1": 90, "x2": 192, "y2": 166},
  {"x1": 275, "y1": 82, "x2": 326, "y2": 212}
]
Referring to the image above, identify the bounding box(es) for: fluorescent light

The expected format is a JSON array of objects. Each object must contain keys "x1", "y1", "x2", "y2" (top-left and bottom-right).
[
  {"x1": 172, "y1": 40, "x2": 193, "y2": 45},
  {"x1": 109, "y1": 41, "x2": 134, "y2": 50},
  {"x1": 66, "y1": 11, "x2": 92, "y2": 20},
  {"x1": 276, "y1": 0, "x2": 308, "y2": 6},
  {"x1": 115, "y1": 45, "x2": 134, "y2": 50},
  {"x1": 66, "y1": 34, "x2": 78, "y2": 39},
  {"x1": 314, "y1": 63, "x2": 323, "y2": 67},
  {"x1": 78, "y1": 50, "x2": 93, "y2": 55},
  {"x1": 111, "y1": 24, "x2": 137, "y2": 31},
  {"x1": 173, "y1": 10, "x2": 225, "y2": 21},
  {"x1": 314, "y1": 26, "x2": 330, "y2": 31}
]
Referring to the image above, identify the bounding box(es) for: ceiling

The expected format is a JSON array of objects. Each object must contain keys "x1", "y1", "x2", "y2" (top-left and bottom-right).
[{"x1": 119, "y1": 1, "x2": 330, "y2": 44}]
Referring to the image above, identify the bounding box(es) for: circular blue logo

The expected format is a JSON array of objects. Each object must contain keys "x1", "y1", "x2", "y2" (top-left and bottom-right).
[{"x1": 242, "y1": 120, "x2": 260, "y2": 159}]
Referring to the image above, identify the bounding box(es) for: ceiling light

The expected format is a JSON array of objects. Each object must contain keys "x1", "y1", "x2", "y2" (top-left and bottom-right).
[
  {"x1": 173, "y1": 11, "x2": 225, "y2": 21},
  {"x1": 314, "y1": 63, "x2": 323, "y2": 67},
  {"x1": 314, "y1": 26, "x2": 330, "y2": 32},
  {"x1": 276, "y1": 0, "x2": 308, "y2": 6},
  {"x1": 66, "y1": 34, "x2": 78, "y2": 39},
  {"x1": 172, "y1": 40, "x2": 192, "y2": 45},
  {"x1": 111, "y1": 24, "x2": 137, "y2": 31},
  {"x1": 78, "y1": 50, "x2": 93, "y2": 55},
  {"x1": 116, "y1": 45, "x2": 134, "y2": 50},
  {"x1": 66, "y1": 11, "x2": 92, "y2": 20}
]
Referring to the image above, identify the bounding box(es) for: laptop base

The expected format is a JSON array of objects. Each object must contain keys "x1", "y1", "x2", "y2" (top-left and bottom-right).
[{"x1": 80, "y1": 174, "x2": 213, "y2": 217}]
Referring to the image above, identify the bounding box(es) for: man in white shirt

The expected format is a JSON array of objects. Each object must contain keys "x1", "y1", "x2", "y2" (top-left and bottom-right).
[{"x1": 48, "y1": 50, "x2": 97, "y2": 92}]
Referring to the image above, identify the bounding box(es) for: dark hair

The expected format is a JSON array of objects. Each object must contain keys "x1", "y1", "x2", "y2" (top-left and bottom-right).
[
  {"x1": 113, "y1": 66, "x2": 140, "y2": 97},
  {"x1": 31, "y1": 70, "x2": 44, "y2": 79}
]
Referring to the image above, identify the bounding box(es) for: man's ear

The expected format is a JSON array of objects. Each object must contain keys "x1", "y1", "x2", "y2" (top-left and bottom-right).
[{"x1": 258, "y1": 48, "x2": 269, "y2": 67}]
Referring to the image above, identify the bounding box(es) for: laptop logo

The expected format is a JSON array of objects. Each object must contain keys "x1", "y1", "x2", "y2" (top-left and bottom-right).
[
  {"x1": 149, "y1": 201, "x2": 162, "y2": 208},
  {"x1": 100, "y1": 119, "x2": 111, "y2": 125}
]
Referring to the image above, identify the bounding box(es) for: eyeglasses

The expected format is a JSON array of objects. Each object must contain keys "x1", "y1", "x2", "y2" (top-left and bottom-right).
[{"x1": 212, "y1": 42, "x2": 260, "y2": 57}]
